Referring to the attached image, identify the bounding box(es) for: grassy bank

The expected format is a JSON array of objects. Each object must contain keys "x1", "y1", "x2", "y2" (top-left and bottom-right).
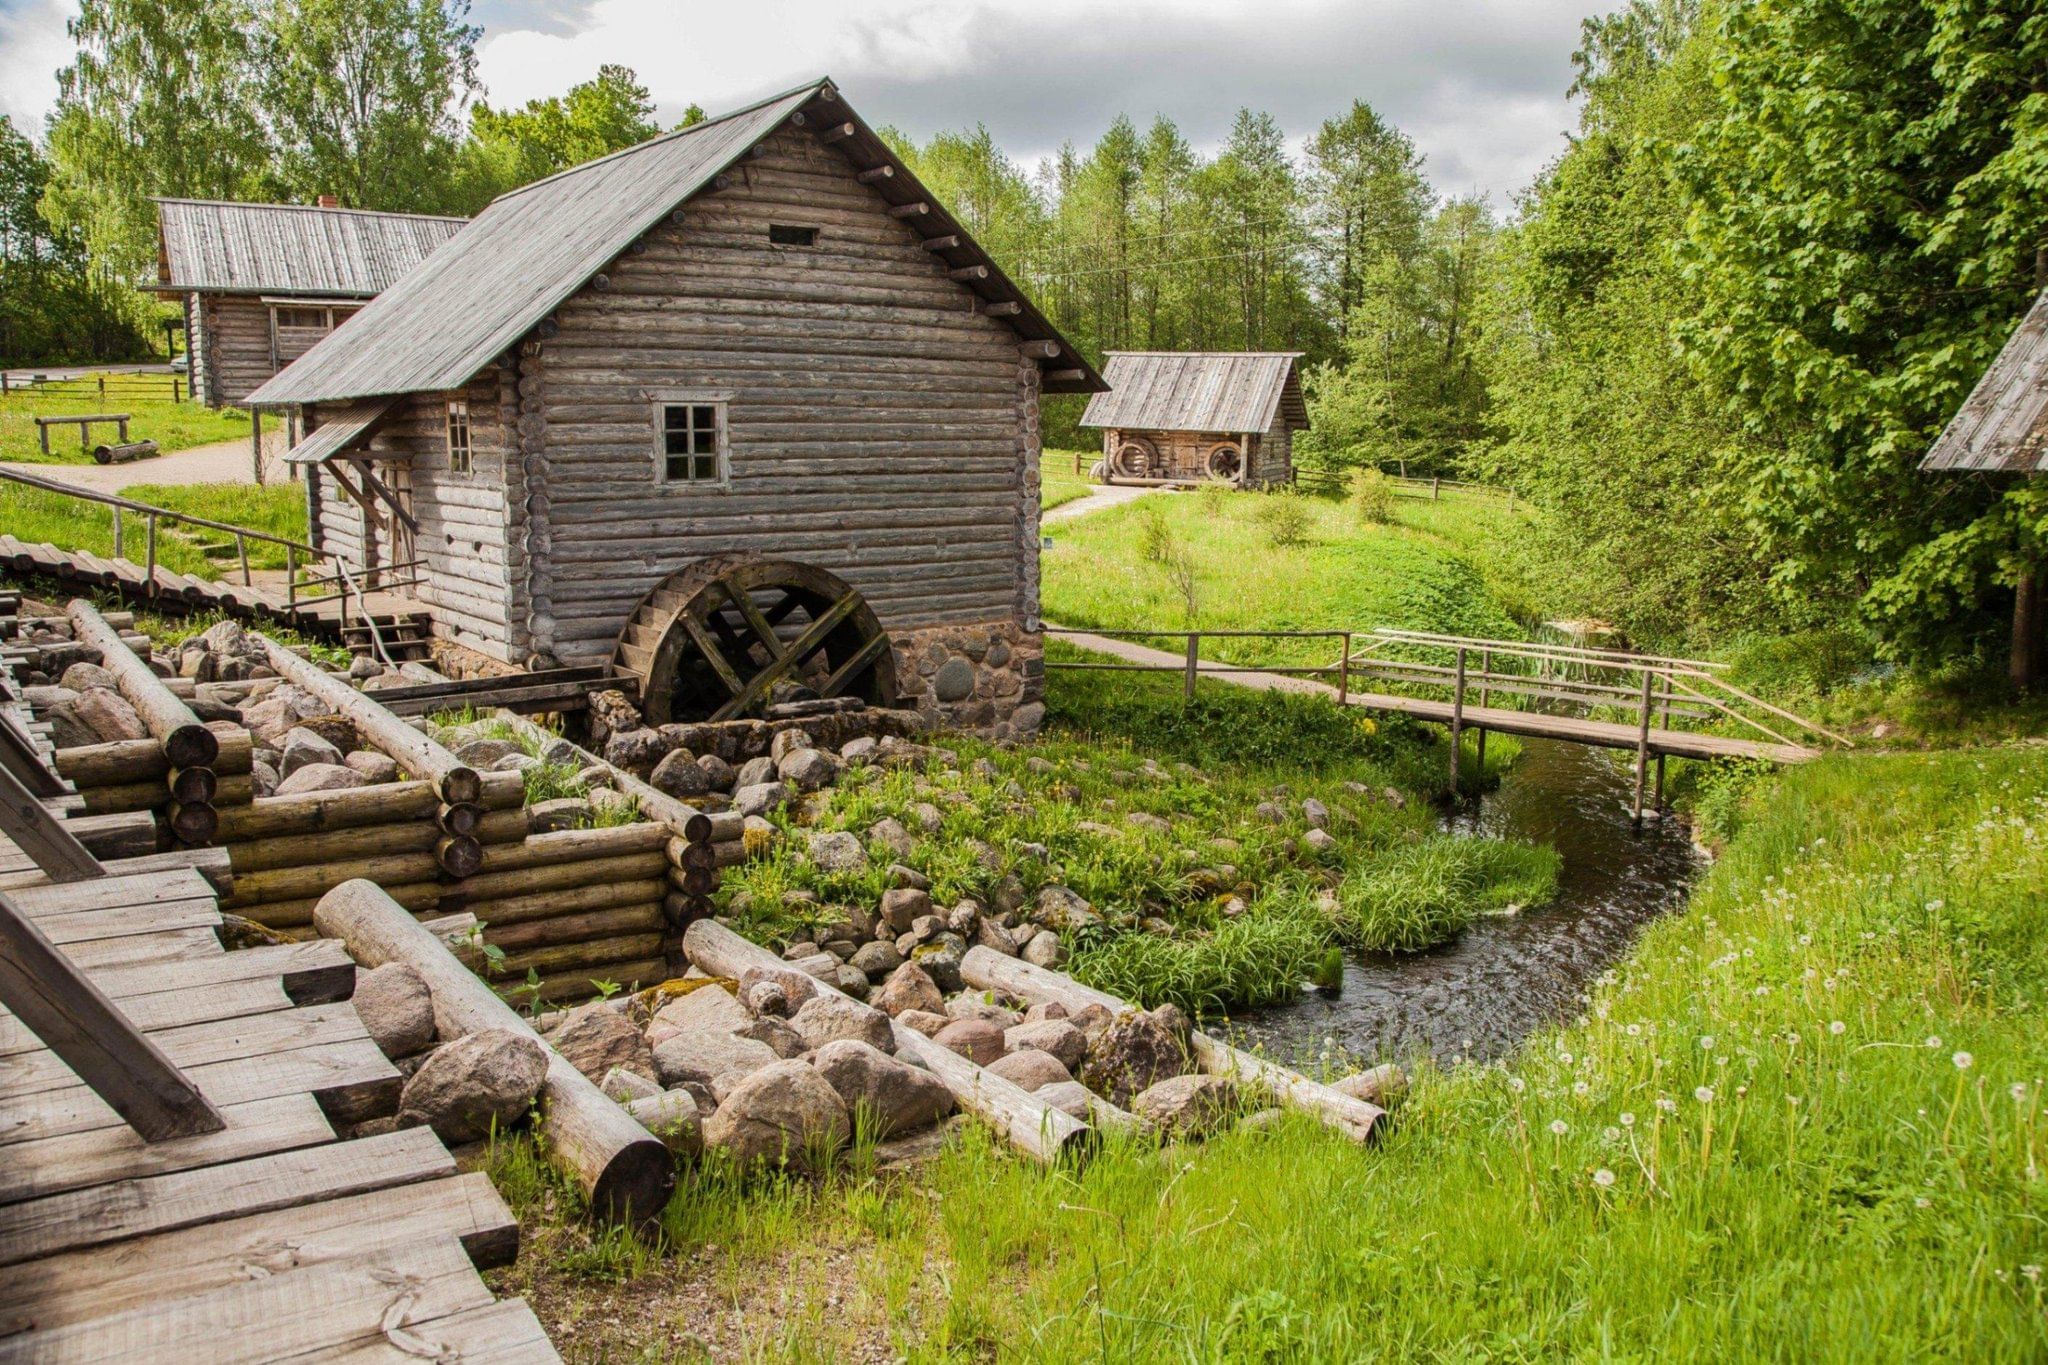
[
  {"x1": 0, "y1": 479, "x2": 307, "y2": 575},
  {"x1": 720, "y1": 660, "x2": 1548, "y2": 1016},
  {"x1": 1040, "y1": 456, "x2": 1092, "y2": 511},
  {"x1": 1040, "y1": 483, "x2": 1542, "y2": 671},
  {"x1": 1, "y1": 374, "x2": 249, "y2": 464},
  {"x1": 490, "y1": 740, "x2": 2048, "y2": 1360}
]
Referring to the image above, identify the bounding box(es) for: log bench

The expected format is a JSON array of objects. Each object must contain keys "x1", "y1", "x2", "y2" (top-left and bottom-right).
[{"x1": 33, "y1": 413, "x2": 130, "y2": 456}]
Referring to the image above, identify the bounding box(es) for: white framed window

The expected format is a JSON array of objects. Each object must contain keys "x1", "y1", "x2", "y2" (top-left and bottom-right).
[
  {"x1": 446, "y1": 398, "x2": 472, "y2": 475},
  {"x1": 652, "y1": 395, "x2": 728, "y2": 486}
]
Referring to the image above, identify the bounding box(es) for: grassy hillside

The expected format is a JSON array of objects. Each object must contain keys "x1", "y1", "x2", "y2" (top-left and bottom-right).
[
  {"x1": 487, "y1": 739, "x2": 2048, "y2": 1360},
  {"x1": 1041, "y1": 484, "x2": 1543, "y2": 671},
  {"x1": 0, "y1": 479, "x2": 307, "y2": 576}
]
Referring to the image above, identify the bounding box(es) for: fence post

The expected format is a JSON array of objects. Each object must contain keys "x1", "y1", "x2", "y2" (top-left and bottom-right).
[
  {"x1": 144, "y1": 514, "x2": 158, "y2": 598},
  {"x1": 1338, "y1": 631, "x2": 1351, "y2": 705},
  {"x1": 236, "y1": 532, "x2": 251, "y2": 585},
  {"x1": 286, "y1": 545, "x2": 297, "y2": 609},
  {"x1": 1449, "y1": 646, "x2": 1467, "y2": 795},
  {"x1": 1431, "y1": 476, "x2": 1440, "y2": 501},
  {"x1": 111, "y1": 506, "x2": 123, "y2": 560},
  {"x1": 1475, "y1": 646, "x2": 1490, "y2": 778},
  {"x1": 1632, "y1": 667, "x2": 1654, "y2": 827},
  {"x1": 1183, "y1": 632, "x2": 1199, "y2": 704}
]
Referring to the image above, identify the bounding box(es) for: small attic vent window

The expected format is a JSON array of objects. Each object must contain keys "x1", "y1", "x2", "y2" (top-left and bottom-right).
[{"x1": 769, "y1": 224, "x2": 818, "y2": 247}]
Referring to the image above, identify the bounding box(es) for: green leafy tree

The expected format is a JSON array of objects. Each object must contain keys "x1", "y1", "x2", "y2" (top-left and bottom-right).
[
  {"x1": 459, "y1": 64, "x2": 659, "y2": 207},
  {"x1": 1305, "y1": 100, "x2": 1431, "y2": 334},
  {"x1": 1677, "y1": 0, "x2": 2048, "y2": 679},
  {"x1": 256, "y1": 0, "x2": 480, "y2": 212},
  {"x1": 41, "y1": 0, "x2": 271, "y2": 275},
  {"x1": 2, "y1": 115, "x2": 152, "y2": 361}
]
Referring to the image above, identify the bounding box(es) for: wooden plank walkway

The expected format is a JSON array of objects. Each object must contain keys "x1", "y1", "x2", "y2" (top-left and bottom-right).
[
  {"x1": 0, "y1": 824, "x2": 559, "y2": 1362},
  {"x1": 1055, "y1": 629, "x2": 1815, "y2": 764}
]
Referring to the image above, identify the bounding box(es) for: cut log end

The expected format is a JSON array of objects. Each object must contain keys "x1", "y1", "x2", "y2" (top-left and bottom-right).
[
  {"x1": 167, "y1": 800, "x2": 218, "y2": 847},
  {"x1": 439, "y1": 767, "x2": 483, "y2": 808},
  {"x1": 588, "y1": 1139, "x2": 679, "y2": 1226},
  {"x1": 434, "y1": 833, "x2": 485, "y2": 879},
  {"x1": 163, "y1": 724, "x2": 220, "y2": 771}
]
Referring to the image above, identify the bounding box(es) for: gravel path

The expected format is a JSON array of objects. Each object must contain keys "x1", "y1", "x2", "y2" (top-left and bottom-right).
[
  {"x1": 0, "y1": 436, "x2": 264, "y2": 494},
  {"x1": 1042, "y1": 483, "x2": 1156, "y2": 524}
]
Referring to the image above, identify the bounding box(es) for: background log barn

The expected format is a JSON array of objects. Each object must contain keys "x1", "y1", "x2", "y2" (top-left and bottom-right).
[
  {"x1": 246, "y1": 78, "x2": 1105, "y2": 740},
  {"x1": 147, "y1": 198, "x2": 467, "y2": 408},
  {"x1": 1079, "y1": 351, "x2": 1308, "y2": 488}
]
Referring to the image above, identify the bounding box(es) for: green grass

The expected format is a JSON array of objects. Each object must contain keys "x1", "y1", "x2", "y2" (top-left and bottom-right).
[
  {"x1": 1, "y1": 372, "x2": 249, "y2": 464},
  {"x1": 1041, "y1": 483, "x2": 1539, "y2": 672},
  {"x1": 487, "y1": 741, "x2": 2048, "y2": 1359},
  {"x1": 721, "y1": 660, "x2": 1550, "y2": 1016},
  {"x1": 429, "y1": 711, "x2": 643, "y2": 825},
  {"x1": 1040, "y1": 454, "x2": 1095, "y2": 511},
  {"x1": 0, "y1": 480, "x2": 307, "y2": 577}
]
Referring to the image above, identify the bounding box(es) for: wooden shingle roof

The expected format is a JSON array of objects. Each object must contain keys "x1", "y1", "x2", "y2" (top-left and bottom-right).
[
  {"x1": 1923, "y1": 289, "x2": 2048, "y2": 474},
  {"x1": 1079, "y1": 352, "x2": 1309, "y2": 435},
  {"x1": 153, "y1": 199, "x2": 465, "y2": 298},
  {"x1": 249, "y1": 78, "x2": 1102, "y2": 407}
]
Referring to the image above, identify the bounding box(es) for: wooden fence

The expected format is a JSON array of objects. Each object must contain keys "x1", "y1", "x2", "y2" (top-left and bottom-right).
[{"x1": 2, "y1": 371, "x2": 189, "y2": 406}]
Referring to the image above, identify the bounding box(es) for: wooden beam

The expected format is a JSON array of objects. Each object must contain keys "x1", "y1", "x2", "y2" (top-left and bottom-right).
[
  {"x1": 314, "y1": 879, "x2": 674, "y2": 1225},
  {"x1": 855, "y1": 166, "x2": 894, "y2": 184},
  {"x1": 1020, "y1": 339, "x2": 1062, "y2": 359},
  {"x1": 817, "y1": 121, "x2": 855, "y2": 143},
  {"x1": 888, "y1": 202, "x2": 931, "y2": 219},
  {"x1": 948, "y1": 265, "x2": 990, "y2": 282},
  {"x1": 0, "y1": 761, "x2": 102, "y2": 884},
  {"x1": 1046, "y1": 369, "x2": 1089, "y2": 383},
  {"x1": 347, "y1": 459, "x2": 419, "y2": 537},
  {"x1": 920, "y1": 235, "x2": 961, "y2": 252},
  {"x1": 983, "y1": 300, "x2": 1022, "y2": 317},
  {"x1": 68, "y1": 600, "x2": 219, "y2": 770},
  {"x1": 0, "y1": 890, "x2": 225, "y2": 1144},
  {"x1": 708, "y1": 590, "x2": 863, "y2": 722},
  {"x1": 253, "y1": 634, "x2": 481, "y2": 806},
  {"x1": 0, "y1": 710, "x2": 65, "y2": 799}
]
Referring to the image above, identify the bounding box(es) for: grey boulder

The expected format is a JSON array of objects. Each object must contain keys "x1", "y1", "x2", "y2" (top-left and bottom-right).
[
  {"x1": 808, "y1": 1039, "x2": 954, "y2": 1137},
  {"x1": 396, "y1": 1028, "x2": 547, "y2": 1143},
  {"x1": 701, "y1": 1059, "x2": 849, "y2": 1170},
  {"x1": 352, "y1": 961, "x2": 435, "y2": 1059}
]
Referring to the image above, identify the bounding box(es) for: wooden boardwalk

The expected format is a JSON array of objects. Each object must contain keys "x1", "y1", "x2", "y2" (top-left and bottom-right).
[
  {"x1": 0, "y1": 672, "x2": 557, "y2": 1362},
  {"x1": 1054, "y1": 629, "x2": 1816, "y2": 765}
]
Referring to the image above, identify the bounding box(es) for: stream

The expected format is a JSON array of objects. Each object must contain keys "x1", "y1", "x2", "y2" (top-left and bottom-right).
[{"x1": 1237, "y1": 737, "x2": 1706, "y2": 1066}]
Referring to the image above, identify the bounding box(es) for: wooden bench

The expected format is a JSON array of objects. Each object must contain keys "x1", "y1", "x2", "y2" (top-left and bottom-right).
[{"x1": 33, "y1": 413, "x2": 131, "y2": 456}]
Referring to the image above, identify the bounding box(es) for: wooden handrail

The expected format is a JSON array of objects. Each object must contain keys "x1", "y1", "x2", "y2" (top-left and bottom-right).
[
  {"x1": 0, "y1": 759, "x2": 103, "y2": 883},
  {"x1": 0, "y1": 466, "x2": 317, "y2": 556}
]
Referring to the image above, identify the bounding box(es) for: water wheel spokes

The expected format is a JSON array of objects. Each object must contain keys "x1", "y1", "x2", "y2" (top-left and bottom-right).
[
  {"x1": 614, "y1": 554, "x2": 898, "y2": 724},
  {"x1": 1206, "y1": 442, "x2": 1245, "y2": 484}
]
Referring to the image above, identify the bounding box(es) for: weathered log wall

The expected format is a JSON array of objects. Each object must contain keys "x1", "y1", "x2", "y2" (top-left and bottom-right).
[
  {"x1": 523, "y1": 123, "x2": 1041, "y2": 669},
  {"x1": 198, "y1": 294, "x2": 278, "y2": 406}
]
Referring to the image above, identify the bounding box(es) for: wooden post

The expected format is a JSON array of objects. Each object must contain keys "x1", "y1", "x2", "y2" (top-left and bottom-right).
[
  {"x1": 1448, "y1": 646, "x2": 1467, "y2": 795},
  {"x1": 1431, "y1": 476, "x2": 1440, "y2": 500},
  {"x1": 236, "y1": 532, "x2": 251, "y2": 585},
  {"x1": 144, "y1": 514, "x2": 158, "y2": 597},
  {"x1": 1338, "y1": 631, "x2": 1351, "y2": 705},
  {"x1": 1475, "y1": 646, "x2": 1490, "y2": 778},
  {"x1": 0, "y1": 890, "x2": 227, "y2": 1142},
  {"x1": 313, "y1": 879, "x2": 675, "y2": 1225},
  {"x1": 0, "y1": 712, "x2": 68, "y2": 798},
  {"x1": 110, "y1": 506, "x2": 123, "y2": 560},
  {"x1": 286, "y1": 544, "x2": 297, "y2": 609},
  {"x1": 1184, "y1": 631, "x2": 1200, "y2": 703},
  {"x1": 1632, "y1": 667, "x2": 1654, "y2": 826},
  {"x1": 959, "y1": 946, "x2": 1382, "y2": 1144},
  {"x1": 0, "y1": 759, "x2": 105, "y2": 883},
  {"x1": 250, "y1": 407, "x2": 264, "y2": 485}
]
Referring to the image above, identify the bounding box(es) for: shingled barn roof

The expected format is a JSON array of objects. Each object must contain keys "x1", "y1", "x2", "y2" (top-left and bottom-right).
[
  {"x1": 1923, "y1": 288, "x2": 2048, "y2": 474},
  {"x1": 152, "y1": 199, "x2": 465, "y2": 298},
  {"x1": 1078, "y1": 352, "x2": 1309, "y2": 435},
  {"x1": 249, "y1": 78, "x2": 1102, "y2": 407}
]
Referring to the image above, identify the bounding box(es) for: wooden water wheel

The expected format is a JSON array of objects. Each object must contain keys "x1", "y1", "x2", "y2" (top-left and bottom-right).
[
  {"x1": 611, "y1": 554, "x2": 898, "y2": 724},
  {"x1": 1110, "y1": 436, "x2": 1158, "y2": 482},
  {"x1": 1205, "y1": 442, "x2": 1246, "y2": 484}
]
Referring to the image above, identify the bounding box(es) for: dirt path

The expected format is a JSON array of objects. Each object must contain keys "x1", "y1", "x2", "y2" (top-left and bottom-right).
[
  {"x1": 0, "y1": 436, "x2": 262, "y2": 493},
  {"x1": 1042, "y1": 483, "x2": 1156, "y2": 524}
]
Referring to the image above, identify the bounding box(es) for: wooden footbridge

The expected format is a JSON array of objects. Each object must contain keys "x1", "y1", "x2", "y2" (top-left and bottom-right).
[
  {"x1": 0, "y1": 669, "x2": 559, "y2": 1361},
  {"x1": 1048, "y1": 625, "x2": 1849, "y2": 819}
]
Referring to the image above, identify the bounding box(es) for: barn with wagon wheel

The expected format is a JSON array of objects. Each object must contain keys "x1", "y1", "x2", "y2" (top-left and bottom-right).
[
  {"x1": 1078, "y1": 351, "x2": 1308, "y2": 488},
  {"x1": 246, "y1": 78, "x2": 1104, "y2": 740}
]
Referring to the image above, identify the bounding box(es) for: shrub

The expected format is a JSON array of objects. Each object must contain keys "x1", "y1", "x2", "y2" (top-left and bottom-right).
[
  {"x1": 1349, "y1": 468, "x2": 1395, "y2": 524},
  {"x1": 1195, "y1": 477, "x2": 1234, "y2": 520},
  {"x1": 1254, "y1": 491, "x2": 1313, "y2": 548},
  {"x1": 1163, "y1": 545, "x2": 1200, "y2": 627},
  {"x1": 1137, "y1": 502, "x2": 1176, "y2": 564}
]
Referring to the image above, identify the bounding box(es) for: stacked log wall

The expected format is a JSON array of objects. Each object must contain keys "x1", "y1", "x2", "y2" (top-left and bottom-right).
[
  {"x1": 1258, "y1": 419, "x2": 1295, "y2": 487},
  {"x1": 527, "y1": 123, "x2": 1039, "y2": 669},
  {"x1": 201, "y1": 294, "x2": 279, "y2": 405}
]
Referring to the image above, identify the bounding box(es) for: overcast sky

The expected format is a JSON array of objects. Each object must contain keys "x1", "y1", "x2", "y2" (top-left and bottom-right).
[{"x1": 0, "y1": 0, "x2": 1600, "y2": 207}]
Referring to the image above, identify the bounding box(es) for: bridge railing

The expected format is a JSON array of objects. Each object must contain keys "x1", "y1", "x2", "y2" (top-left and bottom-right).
[
  {"x1": 1342, "y1": 628, "x2": 1853, "y2": 756},
  {"x1": 1043, "y1": 627, "x2": 1356, "y2": 701}
]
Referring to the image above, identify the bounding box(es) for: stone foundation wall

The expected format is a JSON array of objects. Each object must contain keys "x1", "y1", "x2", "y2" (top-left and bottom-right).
[{"x1": 890, "y1": 621, "x2": 1043, "y2": 742}]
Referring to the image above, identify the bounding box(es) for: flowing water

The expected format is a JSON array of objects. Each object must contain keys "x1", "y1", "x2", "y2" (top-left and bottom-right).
[{"x1": 1238, "y1": 737, "x2": 1706, "y2": 1065}]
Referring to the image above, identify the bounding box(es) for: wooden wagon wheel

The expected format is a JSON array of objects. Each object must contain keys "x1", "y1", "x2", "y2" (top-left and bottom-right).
[
  {"x1": 1205, "y1": 442, "x2": 1246, "y2": 484},
  {"x1": 1110, "y1": 437, "x2": 1157, "y2": 483},
  {"x1": 611, "y1": 554, "x2": 898, "y2": 724}
]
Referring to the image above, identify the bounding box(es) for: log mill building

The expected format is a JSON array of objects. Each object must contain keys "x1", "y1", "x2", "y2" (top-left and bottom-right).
[
  {"x1": 1079, "y1": 351, "x2": 1307, "y2": 487},
  {"x1": 149, "y1": 198, "x2": 466, "y2": 408},
  {"x1": 247, "y1": 79, "x2": 1104, "y2": 738}
]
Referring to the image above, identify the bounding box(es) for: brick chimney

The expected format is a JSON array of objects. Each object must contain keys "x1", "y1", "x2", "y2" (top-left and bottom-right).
[{"x1": 317, "y1": 194, "x2": 339, "y2": 209}]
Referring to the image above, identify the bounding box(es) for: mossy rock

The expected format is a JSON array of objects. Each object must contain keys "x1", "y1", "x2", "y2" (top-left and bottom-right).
[{"x1": 626, "y1": 975, "x2": 738, "y2": 1024}]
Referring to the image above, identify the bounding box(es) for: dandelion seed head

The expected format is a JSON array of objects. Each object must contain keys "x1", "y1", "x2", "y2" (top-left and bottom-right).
[
  {"x1": 1829, "y1": 1020, "x2": 1846, "y2": 1035},
  {"x1": 1926, "y1": 1036, "x2": 1942, "y2": 1049},
  {"x1": 1915, "y1": 1197, "x2": 1931, "y2": 1208},
  {"x1": 1695, "y1": 1086, "x2": 1715, "y2": 1104},
  {"x1": 2012, "y1": 1083, "x2": 2028, "y2": 1102},
  {"x1": 1508, "y1": 1077, "x2": 1526, "y2": 1094},
  {"x1": 1550, "y1": 1119, "x2": 1569, "y2": 1136},
  {"x1": 1619, "y1": 1111, "x2": 1636, "y2": 1127},
  {"x1": 1593, "y1": 1168, "x2": 1616, "y2": 1188},
  {"x1": 1954, "y1": 1051, "x2": 1973, "y2": 1070},
  {"x1": 1700, "y1": 1036, "x2": 1715, "y2": 1050}
]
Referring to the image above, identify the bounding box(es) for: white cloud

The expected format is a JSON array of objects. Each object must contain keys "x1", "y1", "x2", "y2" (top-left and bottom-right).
[
  {"x1": 0, "y1": 0, "x2": 76, "y2": 132},
  {"x1": 0, "y1": 0, "x2": 1595, "y2": 204}
]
